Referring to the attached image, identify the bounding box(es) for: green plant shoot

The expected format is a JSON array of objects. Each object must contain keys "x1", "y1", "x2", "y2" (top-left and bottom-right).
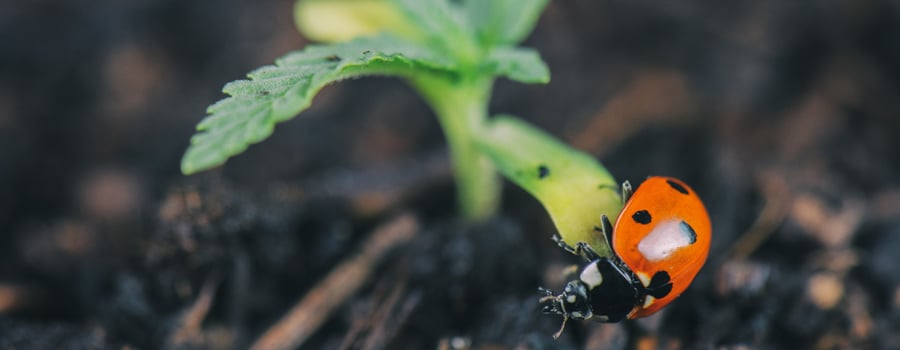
[
  {"x1": 477, "y1": 116, "x2": 622, "y2": 256},
  {"x1": 181, "y1": 0, "x2": 623, "y2": 251}
]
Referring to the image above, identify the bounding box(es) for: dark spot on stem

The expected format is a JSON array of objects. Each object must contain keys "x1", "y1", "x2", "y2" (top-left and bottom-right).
[
  {"x1": 362, "y1": 50, "x2": 372, "y2": 55},
  {"x1": 666, "y1": 179, "x2": 689, "y2": 195},
  {"x1": 632, "y1": 210, "x2": 652, "y2": 224},
  {"x1": 325, "y1": 55, "x2": 340, "y2": 62},
  {"x1": 538, "y1": 165, "x2": 550, "y2": 179}
]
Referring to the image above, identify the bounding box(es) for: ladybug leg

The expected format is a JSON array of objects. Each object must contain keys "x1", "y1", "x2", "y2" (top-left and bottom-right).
[
  {"x1": 536, "y1": 287, "x2": 573, "y2": 339},
  {"x1": 552, "y1": 315, "x2": 569, "y2": 340},
  {"x1": 552, "y1": 235, "x2": 601, "y2": 262},
  {"x1": 599, "y1": 214, "x2": 615, "y2": 249},
  {"x1": 551, "y1": 235, "x2": 579, "y2": 255},
  {"x1": 574, "y1": 242, "x2": 602, "y2": 261},
  {"x1": 621, "y1": 180, "x2": 633, "y2": 203}
]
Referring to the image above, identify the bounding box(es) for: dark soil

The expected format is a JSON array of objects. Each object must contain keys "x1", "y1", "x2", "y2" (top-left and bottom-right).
[{"x1": 3, "y1": 1, "x2": 900, "y2": 349}]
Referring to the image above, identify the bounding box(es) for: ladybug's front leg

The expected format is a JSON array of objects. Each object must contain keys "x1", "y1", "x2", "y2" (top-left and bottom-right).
[
  {"x1": 573, "y1": 242, "x2": 602, "y2": 261},
  {"x1": 552, "y1": 235, "x2": 602, "y2": 262}
]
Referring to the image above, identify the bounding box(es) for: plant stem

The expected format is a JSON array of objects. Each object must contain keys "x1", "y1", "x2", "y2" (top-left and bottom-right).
[{"x1": 412, "y1": 75, "x2": 499, "y2": 221}]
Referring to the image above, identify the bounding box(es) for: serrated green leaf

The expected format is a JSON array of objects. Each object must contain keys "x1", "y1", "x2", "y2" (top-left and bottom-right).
[
  {"x1": 463, "y1": 0, "x2": 549, "y2": 46},
  {"x1": 181, "y1": 34, "x2": 458, "y2": 175},
  {"x1": 483, "y1": 47, "x2": 549, "y2": 84}
]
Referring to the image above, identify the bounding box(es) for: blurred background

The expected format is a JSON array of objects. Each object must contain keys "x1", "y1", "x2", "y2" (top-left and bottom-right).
[{"x1": 2, "y1": 0, "x2": 900, "y2": 349}]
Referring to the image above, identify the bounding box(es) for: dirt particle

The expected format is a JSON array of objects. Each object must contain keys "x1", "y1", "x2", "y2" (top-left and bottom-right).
[
  {"x1": 54, "y1": 220, "x2": 94, "y2": 255},
  {"x1": 806, "y1": 272, "x2": 844, "y2": 310},
  {"x1": 846, "y1": 288, "x2": 873, "y2": 340},
  {"x1": 102, "y1": 44, "x2": 168, "y2": 118},
  {"x1": 585, "y1": 323, "x2": 626, "y2": 350},
  {"x1": 635, "y1": 335, "x2": 658, "y2": 350},
  {"x1": 716, "y1": 260, "x2": 771, "y2": 297},
  {"x1": 78, "y1": 168, "x2": 142, "y2": 220},
  {"x1": 893, "y1": 287, "x2": 900, "y2": 309},
  {"x1": 0, "y1": 284, "x2": 31, "y2": 313},
  {"x1": 790, "y1": 193, "x2": 864, "y2": 248}
]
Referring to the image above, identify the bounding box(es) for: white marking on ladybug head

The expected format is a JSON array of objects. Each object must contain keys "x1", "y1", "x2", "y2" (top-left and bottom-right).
[
  {"x1": 642, "y1": 295, "x2": 656, "y2": 309},
  {"x1": 579, "y1": 261, "x2": 603, "y2": 288},
  {"x1": 637, "y1": 219, "x2": 693, "y2": 262}
]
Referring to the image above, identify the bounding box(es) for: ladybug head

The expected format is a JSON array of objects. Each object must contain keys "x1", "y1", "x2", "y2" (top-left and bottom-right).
[
  {"x1": 539, "y1": 279, "x2": 594, "y2": 338},
  {"x1": 539, "y1": 257, "x2": 651, "y2": 338},
  {"x1": 541, "y1": 280, "x2": 593, "y2": 320}
]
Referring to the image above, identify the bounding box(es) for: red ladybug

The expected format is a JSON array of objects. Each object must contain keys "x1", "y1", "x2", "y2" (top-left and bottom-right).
[{"x1": 539, "y1": 176, "x2": 711, "y2": 338}]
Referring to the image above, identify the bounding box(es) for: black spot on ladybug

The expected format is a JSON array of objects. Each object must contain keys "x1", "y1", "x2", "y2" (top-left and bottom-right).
[
  {"x1": 538, "y1": 165, "x2": 550, "y2": 179},
  {"x1": 666, "y1": 179, "x2": 689, "y2": 195},
  {"x1": 646, "y1": 271, "x2": 673, "y2": 298},
  {"x1": 325, "y1": 55, "x2": 341, "y2": 62},
  {"x1": 632, "y1": 210, "x2": 652, "y2": 225},
  {"x1": 680, "y1": 221, "x2": 697, "y2": 244}
]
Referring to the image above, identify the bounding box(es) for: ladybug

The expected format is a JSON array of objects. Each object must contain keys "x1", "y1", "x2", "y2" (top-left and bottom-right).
[{"x1": 539, "y1": 176, "x2": 711, "y2": 338}]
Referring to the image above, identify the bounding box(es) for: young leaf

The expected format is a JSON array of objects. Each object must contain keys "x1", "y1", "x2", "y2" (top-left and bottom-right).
[
  {"x1": 294, "y1": 0, "x2": 421, "y2": 43},
  {"x1": 392, "y1": 0, "x2": 471, "y2": 42},
  {"x1": 483, "y1": 47, "x2": 549, "y2": 84},
  {"x1": 463, "y1": 0, "x2": 549, "y2": 46},
  {"x1": 181, "y1": 34, "x2": 457, "y2": 175},
  {"x1": 475, "y1": 115, "x2": 622, "y2": 257}
]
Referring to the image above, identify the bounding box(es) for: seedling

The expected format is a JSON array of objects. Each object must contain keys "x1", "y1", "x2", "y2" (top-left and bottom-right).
[
  {"x1": 180, "y1": 0, "x2": 716, "y2": 339},
  {"x1": 180, "y1": 0, "x2": 624, "y2": 253}
]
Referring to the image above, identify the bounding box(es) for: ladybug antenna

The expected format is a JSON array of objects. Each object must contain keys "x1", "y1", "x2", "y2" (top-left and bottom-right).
[{"x1": 538, "y1": 287, "x2": 560, "y2": 314}]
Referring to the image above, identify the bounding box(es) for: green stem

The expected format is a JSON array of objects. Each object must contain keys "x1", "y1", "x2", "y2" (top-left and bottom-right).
[{"x1": 412, "y1": 75, "x2": 500, "y2": 221}]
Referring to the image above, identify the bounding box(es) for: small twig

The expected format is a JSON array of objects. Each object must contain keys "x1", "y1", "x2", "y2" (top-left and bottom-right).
[
  {"x1": 729, "y1": 172, "x2": 790, "y2": 261},
  {"x1": 336, "y1": 278, "x2": 399, "y2": 350},
  {"x1": 336, "y1": 277, "x2": 397, "y2": 350},
  {"x1": 360, "y1": 282, "x2": 419, "y2": 350},
  {"x1": 336, "y1": 307, "x2": 369, "y2": 350},
  {"x1": 165, "y1": 274, "x2": 222, "y2": 349},
  {"x1": 250, "y1": 214, "x2": 419, "y2": 350}
]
